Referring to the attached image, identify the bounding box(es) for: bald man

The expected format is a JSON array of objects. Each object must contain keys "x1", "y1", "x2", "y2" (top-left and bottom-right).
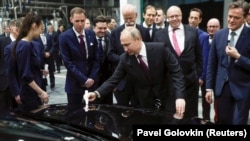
[{"x1": 154, "y1": 6, "x2": 202, "y2": 119}]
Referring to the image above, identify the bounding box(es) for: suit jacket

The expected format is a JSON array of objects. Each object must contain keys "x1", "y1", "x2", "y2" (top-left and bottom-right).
[
  {"x1": 98, "y1": 34, "x2": 112, "y2": 84},
  {"x1": 59, "y1": 28, "x2": 99, "y2": 94},
  {"x1": 142, "y1": 23, "x2": 159, "y2": 42},
  {"x1": 197, "y1": 29, "x2": 210, "y2": 81},
  {"x1": 0, "y1": 36, "x2": 11, "y2": 91},
  {"x1": 97, "y1": 42, "x2": 185, "y2": 109},
  {"x1": 107, "y1": 24, "x2": 150, "y2": 90},
  {"x1": 206, "y1": 26, "x2": 250, "y2": 100},
  {"x1": 153, "y1": 24, "x2": 202, "y2": 87}
]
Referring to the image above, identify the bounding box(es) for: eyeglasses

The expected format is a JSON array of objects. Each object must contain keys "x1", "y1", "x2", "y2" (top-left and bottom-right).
[
  {"x1": 207, "y1": 26, "x2": 219, "y2": 28},
  {"x1": 167, "y1": 15, "x2": 181, "y2": 20}
]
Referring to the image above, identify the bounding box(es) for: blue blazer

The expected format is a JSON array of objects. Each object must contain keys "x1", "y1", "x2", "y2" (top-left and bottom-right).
[
  {"x1": 197, "y1": 29, "x2": 210, "y2": 81},
  {"x1": 206, "y1": 26, "x2": 250, "y2": 100},
  {"x1": 59, "y1": 28, "x2": 99, "y2": 94}
]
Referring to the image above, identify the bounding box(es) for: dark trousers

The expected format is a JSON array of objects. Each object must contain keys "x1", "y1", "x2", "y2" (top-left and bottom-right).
[
  {"x1": 66, "y1": 92, "x2": 84, "y2": 113},
  {"x1": 201, "y1": 83, "x2": 211, "y2": 120},
  {"x1": 54, "y1": 52, "x2": 62, "y2": 72},
  {"x1": 215, "y1": 82, "x2": 250, "y2": 124},
  {"x1": 184, "y1": 81, "x2": 199, "y2": 119},
  {"x1": 114, "y1": 76, "x2": 138, "y2": 107},
  {"x1": 0, "y1": 87, "x2": 12, "y2": 113}
]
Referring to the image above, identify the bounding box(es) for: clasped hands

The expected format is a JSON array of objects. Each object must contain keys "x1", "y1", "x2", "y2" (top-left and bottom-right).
[{"x1": 82, "y1": 78, "x2": 94, "y2": 88}]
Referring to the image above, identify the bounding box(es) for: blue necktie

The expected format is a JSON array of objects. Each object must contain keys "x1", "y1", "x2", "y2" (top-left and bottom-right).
[{"x1": 98, "y1": 38, "x2": 104, "y2": 62}]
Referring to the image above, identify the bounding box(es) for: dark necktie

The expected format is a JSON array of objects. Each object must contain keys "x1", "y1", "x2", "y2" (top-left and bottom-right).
[
  {"x1": 172, "y1": 28, "x2": 181, "y2": 56},
  {"x1": 78, "y1": 35, "x2": 86, "y2": 57},
  {"x1": 98, "y1": 38, "x2": 104, "y2": 62},
  {"x1": 137, "y1": 55, "x2": 149, "y2": 78}
]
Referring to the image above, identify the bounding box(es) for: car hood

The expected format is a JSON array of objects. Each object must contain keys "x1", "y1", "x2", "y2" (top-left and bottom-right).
[{"x1": 15, "y1": 104, "x2": 213, "y2": 140}]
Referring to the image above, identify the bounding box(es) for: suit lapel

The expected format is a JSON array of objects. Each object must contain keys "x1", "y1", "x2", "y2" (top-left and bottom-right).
[
  {"x1": 70, "y1": 29, "x2": 85, "y2": 59},
  {"x1": 235, "y1": 26, "x2": 247, "y2": 52},
  {"x1": 131, "y1": 54, "x2": 150, "y2": 82},
  {"x1": 164, "y1": 27, "x2": 178, "y2": 56}
]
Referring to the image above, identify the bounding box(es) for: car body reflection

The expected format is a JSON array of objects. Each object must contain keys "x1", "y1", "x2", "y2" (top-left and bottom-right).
[{"x1": 7, "y1": 104, "x2": 212, "y2": 141}]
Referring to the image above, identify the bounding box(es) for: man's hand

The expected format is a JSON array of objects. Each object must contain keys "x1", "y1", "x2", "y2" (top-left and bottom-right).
[
  {"x1": 83, "y1": 78, "x2": 95, "y2": 88},
  {"x1": 15, "y1": 95, "x2": 22, "y2": 104},
  {"x1": 175, "y1": 98, "x2": 185, "y2": 115},
  {"x1": 225, "y1": 46, "x2": 240, "y2": 59},
  {"x1": 205, "y1": 91, "x2": 213, "y2": 104},
  {"x1": 84, "y1": 92, "x2": 97, "y2": 102},
  {"x1": 199, "y1": 78, "x2": 204, "y2": 86}
]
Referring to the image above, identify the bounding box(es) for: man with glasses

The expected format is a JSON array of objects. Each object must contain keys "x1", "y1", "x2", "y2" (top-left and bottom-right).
[
  {"x1": 207, "y1": 18, "x2": 221, "y2": 44},
  {"x1": 154, "y1": 5, "x2": 202, "y2": 119}
]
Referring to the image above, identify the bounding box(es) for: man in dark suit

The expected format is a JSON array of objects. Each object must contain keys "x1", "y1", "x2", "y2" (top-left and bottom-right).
[
  {"x1": 93, "y1": 15, "x2": 113, "y2": 104},
  {"x1": 0, "y1": 25, "x2": 10, "y2": 38},
  {"x1": 108, "y1": 4, "x2": 150, "y2": 106},
  {"x1": 34, "y1": 22, "x2": 55, "y2": 91},
  {"x1": 53, "y1": 24, "x2": 65, "y2": 73},
  {"x1": 85, "y1": 27, "x2": 186, "y2": 116},
  {"x1": 155, "y1": 7, "x2": 168, "y2": 29},
  {"x1": 59, "y1": 7, "x2": 99, "y2": 113},
  {"x1": 142, "y1": 5, "x2": 158, "y2": 41},
  {"x1": 188, "y1": 8, "x2": 211, "y2": 121},
  {"x1": 0, "y1": 18, "x2": 24, "y2": 113},
  {"x1": 153, "y1": 6, "x2": 202, "y2": 119},
  {"x1": 206, "y1": 0, "x2": 250, "y2": 125}
]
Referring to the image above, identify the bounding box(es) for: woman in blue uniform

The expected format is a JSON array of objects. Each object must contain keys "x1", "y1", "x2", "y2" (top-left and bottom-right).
[{"x1": 10, "y1": 12, "x2": 49, "y2": 113}]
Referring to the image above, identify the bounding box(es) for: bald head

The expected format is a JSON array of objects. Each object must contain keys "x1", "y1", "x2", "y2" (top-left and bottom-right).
[
  {"x1": 167, "y1": 6, "x2": 182, "y2": 16},
  {"x1": 121, "y1": 27, "x2": 141, "y2": 40},
  {"x1": 207, "y1": 18, "x2": 221, "y2": 36},
  {"x1": 122, "y1": 4, "x2": 137, "y2": 15},
  {"x1": 207, "y1": 18, "x2": 220, "y2": 27},
  {"x1": 166, "y1": 6, "x2": 182, "y2": 29},
  {"x1": 122, "y1": 4, "x2": 138, "y2": 26},
  {"x1": 120, "y1": 27, "x2": 142, "y2": 55}
]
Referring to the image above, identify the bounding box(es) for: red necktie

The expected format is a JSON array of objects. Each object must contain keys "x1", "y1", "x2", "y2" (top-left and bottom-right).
[
  {"x1": 172, "y1": 29, "x2": 181, "y2": 56},
  {"x1": 78, "y1": 35, "x2": 86, "y2": 57},
  {"x1": 137, "y1": 55, "x2": 149, "y2": 78}
]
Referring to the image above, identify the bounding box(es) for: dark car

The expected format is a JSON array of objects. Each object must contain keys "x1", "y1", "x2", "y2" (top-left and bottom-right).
[{"x1": 1, "y1": 104, "x2": 212, "y2": 141}]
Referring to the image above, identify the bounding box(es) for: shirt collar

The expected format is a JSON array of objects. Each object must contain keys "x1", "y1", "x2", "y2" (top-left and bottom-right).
[
  {"x1": 168, "y1": 23, "x2": 184, "y2": 32},
  {"x1": 229, "y1": 24, "x2": 244, "y2": 36},
  {"x1": 143, "y1": 22, "x2": 153, "y2": 29},
  {"x1": 10, "y1": 34, "x2": 16, "y2": 42},
  {"x1": 137, "y1": 41, "x2": 147, "y2": 57},
  {"x1": 96, "y1": 36, "x2": 103, "y2": 40},
  {"x1": 73, "y1": 27, "x2": 85, "y2": 37}
]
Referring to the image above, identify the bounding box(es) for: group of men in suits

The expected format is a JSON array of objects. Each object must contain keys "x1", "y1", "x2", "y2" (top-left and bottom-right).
[{"x1": 86, "y1": 1, "x2": 250, "y2": 124}]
